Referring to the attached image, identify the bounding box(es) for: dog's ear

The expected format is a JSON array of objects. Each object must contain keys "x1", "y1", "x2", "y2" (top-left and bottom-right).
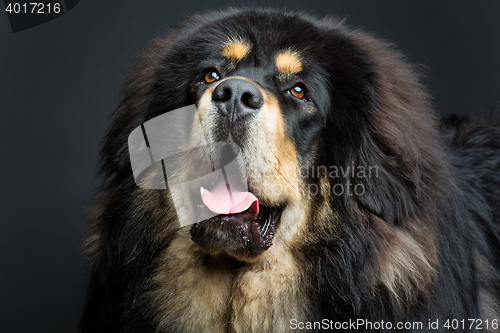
[
  {"x1": 318, "y1": 25, "x2": 448, "y2": 227},
  {"x1": 355, "y1": 38, "x2": 448, "y2": 227},
  {"x1": 98, "y1": 13, "x2": 214, "y2": 181},
  {"x1": 98, "y1": 35, "x2": 174, "y2": 181}
]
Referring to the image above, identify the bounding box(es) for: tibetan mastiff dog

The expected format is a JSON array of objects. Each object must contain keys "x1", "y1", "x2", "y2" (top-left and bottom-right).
[{"x1": 81, "y1": 8, "x2": 500, "y2": 333}]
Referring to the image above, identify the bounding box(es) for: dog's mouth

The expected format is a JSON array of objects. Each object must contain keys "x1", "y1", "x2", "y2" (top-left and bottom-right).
[
  {"x1": 189, "y1": 177, "x2": 284, "y2": 256},
  {"x1": 190, "y1": 203, "x2": 283, "y2": 256}
]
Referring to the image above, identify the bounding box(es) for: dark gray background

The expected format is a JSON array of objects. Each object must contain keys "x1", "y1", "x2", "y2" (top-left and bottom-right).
[{"x1": 0, "y1": 1, "x2": 499, "y2": 332}]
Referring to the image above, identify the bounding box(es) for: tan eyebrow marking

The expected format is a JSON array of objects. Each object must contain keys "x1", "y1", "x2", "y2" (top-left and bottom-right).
[
  {"x1": 275, "y1": 50, "x2": 303, "y2": 75},
  {"x1": 221, "y1": 39, "x2": 251, "y2": 62}
]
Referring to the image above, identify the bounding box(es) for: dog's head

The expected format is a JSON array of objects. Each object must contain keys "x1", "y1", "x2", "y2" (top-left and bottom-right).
[
  {"x1": 102, "y1": 9, "x2": 446, "y2": 271},
  {"x1": 184, "y1": 14, "x2": 335, "y2": 259}
]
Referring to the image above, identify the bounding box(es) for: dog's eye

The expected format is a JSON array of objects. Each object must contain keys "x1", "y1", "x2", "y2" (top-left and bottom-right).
[
  {"x1": 203, "y1": 70, "x2": 220, "y2": 84},
  {"x1": 288, "y1": 84, "x2": 307, "y2": 100}
]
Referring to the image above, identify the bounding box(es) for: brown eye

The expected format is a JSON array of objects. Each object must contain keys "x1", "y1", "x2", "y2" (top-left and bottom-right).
[
  {"x1": 289, "y1": 84, "x2": 306, "y2": 100},
  {"x1": 203, "y1": 70, "x2": 220, "y2": 84}
]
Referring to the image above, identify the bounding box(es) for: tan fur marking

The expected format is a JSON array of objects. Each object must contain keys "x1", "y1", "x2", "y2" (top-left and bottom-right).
[
  {"x1": 373, "y1": 216, "x2": 437, "y2": 302},
  {"x1": 230, "y1": 244, "x2": 310, "y2": 332},
  {"x1": 250, "y1": 93, "x2": 301, "y2": 205},
  {"x1": 275, "y1": 50, "x2": 303, "y2": 74},
  {"x1": 221, "y1": 40, "x2": 251, "y2": 62},
  {"x1": 272, "y1": 95, "x2": 300, "y2": 201},
  {"x1": 150, "y1": 227, "x2": 311, "y2": 333}
]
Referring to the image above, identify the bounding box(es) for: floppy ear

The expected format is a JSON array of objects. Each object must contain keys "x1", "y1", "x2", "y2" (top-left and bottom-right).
[
  {"x1": 98, "y1": 15, "x2": 206, "y2": 181},
  {"x1": 316, "y1": 26, "x2": 447, "y2": 302},
  {"x1": 98, "y1": 11, "x2": 239, "y2": 182},
  {"x1": 318, "y1": 25, "x2": 448, "y2": 227},
  {"x1": 98, "y1": 35, "x2": 173, "y2": 182},
  {"x1": 353, "y1": 37, "x2": 448, "y2": 228}
]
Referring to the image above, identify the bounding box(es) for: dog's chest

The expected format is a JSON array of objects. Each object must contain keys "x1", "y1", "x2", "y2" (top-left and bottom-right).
[{"x1": 152, "y1": 232, "x2": 308, "y2": 333}]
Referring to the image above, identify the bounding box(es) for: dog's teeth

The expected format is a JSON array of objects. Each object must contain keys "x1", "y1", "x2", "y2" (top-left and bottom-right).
[{"x1": 200, "y1": 187, "x2": 205, "y2": 197}]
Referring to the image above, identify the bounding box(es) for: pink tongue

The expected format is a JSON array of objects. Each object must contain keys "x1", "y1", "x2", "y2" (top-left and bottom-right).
[{"x1": 201, "y1": 179, "x2": 259, "y2": 215}]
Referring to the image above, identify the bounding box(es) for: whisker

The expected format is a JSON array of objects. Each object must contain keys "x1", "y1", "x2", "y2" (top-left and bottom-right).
[
  {"x1": 263, "y1": 158, "x2": 280, "y2": 186},
  {"x1": 271, "y1": 154, "x2": 299, "y2": 193}
]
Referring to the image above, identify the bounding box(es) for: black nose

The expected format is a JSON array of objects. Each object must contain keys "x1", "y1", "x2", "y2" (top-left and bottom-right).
[{"x1": 212, "y1": 79, "x2": 263, "y2": 122}]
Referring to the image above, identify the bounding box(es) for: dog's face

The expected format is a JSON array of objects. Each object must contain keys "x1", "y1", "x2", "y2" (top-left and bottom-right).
[
  {"x1": 157, "y1": 12, "x2": 375, "y2": 260},
  {"x1": 189, "y1": 38, "x2": 322, "y2": 259}
]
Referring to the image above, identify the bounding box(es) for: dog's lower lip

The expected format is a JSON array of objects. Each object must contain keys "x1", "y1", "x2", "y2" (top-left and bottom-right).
[
  {"x1": 246, "y1": 206, "x2": 282, "y2": 253},
  {"x1": 190, "y1": 205, "x2": 284, "y2": 255}
]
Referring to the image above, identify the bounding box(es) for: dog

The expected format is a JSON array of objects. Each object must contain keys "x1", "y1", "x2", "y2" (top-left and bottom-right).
[{"x1": 81, "y1": 8, "x2": 500, "y2": 333}]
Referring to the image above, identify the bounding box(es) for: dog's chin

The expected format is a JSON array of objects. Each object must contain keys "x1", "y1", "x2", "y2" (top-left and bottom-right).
[{"x1": 190, "y1": 204, "x2": 284, "y2": 260}]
